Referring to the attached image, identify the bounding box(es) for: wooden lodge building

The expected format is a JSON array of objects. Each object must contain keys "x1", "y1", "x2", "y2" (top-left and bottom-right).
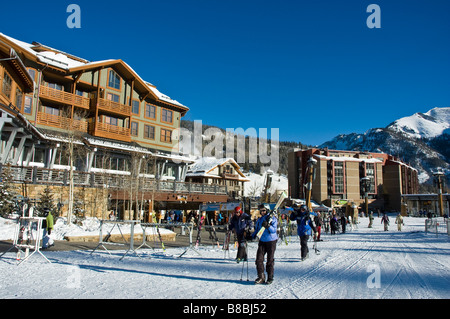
[{"x1": 0, "y1": 32, "x2": 230, "y2": 220}]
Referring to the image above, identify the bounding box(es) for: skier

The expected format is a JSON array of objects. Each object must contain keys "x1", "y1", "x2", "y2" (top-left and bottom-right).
[
  {"x1": 368, "y1": 211, "x2": 374, "y2": 228},
  {"x1": 341, "y1": 214, "x2": 346, "y2": 233},
  {"x1": 395, "y1": 213, "x2": 404, "y2": 231},
  {"x1": 42, "y1": 209, "x2": 54, "y2": 249},
  {"x1": 289, "y1": 205, "x2": 317, "y2": 261},
  {"x1": 228, "y1": 206, "x2": 252, "y2": 263},
  {"x1": 381, "y1": 213, "x2": 389, "y2": 231},
  {"x1": 252, "y1": 204, "x2": 278, "y2": 284},
  {"x1": 330, "y1": 211, "x2": 338, "y2": 235},
  {"x1": 314, "y1": 212, "x2": 323, "y2": 241}
]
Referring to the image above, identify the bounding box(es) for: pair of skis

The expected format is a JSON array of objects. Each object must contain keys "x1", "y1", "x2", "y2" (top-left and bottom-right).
[{"x1": 256, "y1": 191, "x2": 287, "y2": 239}]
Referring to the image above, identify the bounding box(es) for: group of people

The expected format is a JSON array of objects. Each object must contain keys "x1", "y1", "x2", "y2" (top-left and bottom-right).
[{"x1": 227, "y1": 203, "x2": 319, "y2": 285}]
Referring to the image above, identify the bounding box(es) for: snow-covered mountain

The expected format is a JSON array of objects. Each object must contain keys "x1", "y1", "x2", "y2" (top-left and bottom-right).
[
  {"x1": 387, "y1": 107, "x2": 450, "y2": 139},
  {"x1": 319, "y1": 107, "x2": 450, "y2": 184}
]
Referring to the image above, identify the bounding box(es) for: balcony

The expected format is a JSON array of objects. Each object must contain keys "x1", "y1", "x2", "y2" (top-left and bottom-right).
[
  {"x1": 39, "y1": 85, "x2": 90, "y2": 109},
  {"x1": 94, "y1": 97, "x2": 131, "y2": 117},
  {"x1": 88, "y1": 121, "x2": 131, "y2": 142},
  {"x1": 37, "y1": 112, "x2": 88, "y2": 132}
]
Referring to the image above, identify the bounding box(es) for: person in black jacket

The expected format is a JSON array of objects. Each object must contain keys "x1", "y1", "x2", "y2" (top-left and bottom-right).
[{"x1": 228, "y1": 206, "x2": 253, "y2": 262}]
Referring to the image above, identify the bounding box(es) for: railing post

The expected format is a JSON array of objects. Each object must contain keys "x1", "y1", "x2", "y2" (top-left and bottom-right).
[{"x1": 32, "y1": 166, "x2": 37, "y2": 184}]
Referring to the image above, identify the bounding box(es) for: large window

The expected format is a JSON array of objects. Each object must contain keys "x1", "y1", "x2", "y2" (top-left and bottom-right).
[
  {"x1": 131, "y1": 122, "x2": 138, "y2": 136},
  {"x1": 132, "y1": 100, "x2": 140, "y2": 114},
  {"x1": 106, "y1": 92, "x2": 120, "y2": 103},
  {"x1": 15, "y1": 87, "x2": 23, "y2": 110},
  {"x1": 2, "y1": 71, "x2": 12, "y2": 98},
  {"x1": 161, "y1": 108, "x2": 173, "y2": 123},
  {"x1": 334, "y1": 161, "x2": 344, "y2": 193},
  {"x1": 161, "y1": 128, "x2": 172, "y2": 143},
  {"x1": 144, "y1": 124, "x2": 155, "y2": 140},
  {"x1": 108, "y1": 69, "x2": 120, "y2": 90},
  {"x1": 43, "y1": 106, "x2": 60, "y2": 116},
  {"x1": 145, "y1": 103, "x2": 156, "y2": 119},
  {"x1": 24, "y1": 95, "x2": 32, "y2": 114},
  {"x1": 48, "y1": 82, "x2": 63, "y2": 90},
  {"x1": 365, "y1": 163, "x2": 376, "y2": 193},
  {"x1": 103, "y1": 115, "x2": 118, "y2": 126}
]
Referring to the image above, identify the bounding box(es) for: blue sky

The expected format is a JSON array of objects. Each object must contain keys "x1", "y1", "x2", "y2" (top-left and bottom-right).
[{"x1": 1, "y1": 0, "x2": 449, "y2": 146}]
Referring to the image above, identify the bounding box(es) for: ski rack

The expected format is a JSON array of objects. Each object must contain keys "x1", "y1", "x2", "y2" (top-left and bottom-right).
[
  {"x1": 0, "y1": 216, "x2": 51, "y2": 265},
  {"x1": 141, "y1": 222, "x2": 196, "y2": 257},
  {"x1": 90, "y1": 220, "x2": 140, "y2": 261}
]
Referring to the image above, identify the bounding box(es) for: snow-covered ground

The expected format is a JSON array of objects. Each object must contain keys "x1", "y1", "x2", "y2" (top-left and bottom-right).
[{"x1": 0, "y1": 216, "x2": 449, "y2": 299}]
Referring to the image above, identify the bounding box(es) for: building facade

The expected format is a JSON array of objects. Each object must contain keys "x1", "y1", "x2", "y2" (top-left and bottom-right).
[
  {"x1": 0, "y1": 33, "x2": 230, "y2": 220},
  {"x1": 185, "y1": 157, "x2": 249, "y2": 200},
  {"x1": 288, "y1": 148, "x2": 419, "y2": 212}
]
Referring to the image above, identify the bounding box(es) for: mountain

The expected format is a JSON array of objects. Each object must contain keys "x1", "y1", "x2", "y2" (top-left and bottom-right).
[
  {"x1": 319, "y1": 107, "x2": 450, "y2": 184},
  {"x1": 387, "y1": 107, "x2": 450, "y2": 139}
]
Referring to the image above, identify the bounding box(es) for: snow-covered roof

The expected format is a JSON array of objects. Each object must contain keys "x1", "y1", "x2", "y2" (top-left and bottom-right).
[
  {"x1": 187, "y1": 157, "x2": 249, "y2": 181},
  {"x1": 0, "y1": 32, "x2": 188, "y2": 111}
]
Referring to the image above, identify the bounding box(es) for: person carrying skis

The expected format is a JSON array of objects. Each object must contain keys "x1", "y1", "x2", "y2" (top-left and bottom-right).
[
  {"x1": 290, "y1": 205, "x2": 317, "y2": 261},
  {"x1": 381, "y1": 213, "x2": 389, "y2": 231},
  {"x1": 395, "y1": 213, "x2": 404, "y2": 231},
  {"x1": 252, "y1": 204, "x2": 278, "y2": 284},
  {"x1": 228, "y1": 206, "x2": 252, "y2": 263}
]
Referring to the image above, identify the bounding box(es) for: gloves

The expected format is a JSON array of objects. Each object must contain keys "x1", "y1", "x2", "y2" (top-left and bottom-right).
[{"x1": 262, "y1": 220, "x2": 269, "y2": 229}]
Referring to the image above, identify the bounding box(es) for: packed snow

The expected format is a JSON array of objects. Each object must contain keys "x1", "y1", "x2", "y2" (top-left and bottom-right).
[{"x1": 0, "y1": 215, "x2": 449, "y2": 299}]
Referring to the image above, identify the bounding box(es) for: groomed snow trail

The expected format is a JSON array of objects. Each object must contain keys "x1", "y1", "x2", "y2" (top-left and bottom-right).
[{"x1": 0, "y1": 217, "x2": 448, "y2": 299}]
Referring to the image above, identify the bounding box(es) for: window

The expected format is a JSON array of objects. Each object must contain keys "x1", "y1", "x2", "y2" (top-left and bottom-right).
[
  {"x1": 144, "y1": 124, "x2": 155, "y2": 140},
  {"x1": 334, "y1": 161, "x2": 344, "y2": 193},
  {"x1": 76, "y1": 89, "x2": 85, "y2": 97},
  {"x1": 131, "y1": 122, "x2": 138, "y2": 136},
  {"x1": 2, "y1": 72, "x2": 12, "y2": 98},
  {"x1": 161, "y1": 128, "x2": 172, "y2": 143},
  {"x1": 132, "y1": 100, "x2": 140, "y2": 114},
  {"x1": 43, "y1": 106, "x2": 60, "y2": 116},
  {"x1": 145, "y1": 103, "x2": 156, "y2": 119},
  {"x1": 48, "y1": 82, "x2": 63, "y2": 90},
  {"x1": 365, "y1": 163, "x2": 376, "y2": 193},
  {"x1": 161, "y1": 108, "x2": 173, "y2": 123},
  {"x1": 106, "y1": 92, "x2": 120, "y2": 103},
  {"x1": 24, "y1": 96, "x2": 32, "y2": 114},
  {"x1": 103, "y1": 115, "x2": 118, "y2": 126},
  {"x1": 27, "y1": 68, "x2": 36, "y2": 82},
  {"x1": 108, "y1": 69, "x2": 121, "y2": 90},
  {"x1": 15, "y1": 87, "x2": 23, "y2": 110}
]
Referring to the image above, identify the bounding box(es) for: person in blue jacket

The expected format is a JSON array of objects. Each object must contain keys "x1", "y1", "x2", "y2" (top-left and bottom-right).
[
  {"x1": 252, "y1": 204, "x2": 278, "y2": 285},
  {"x1": 290, "y1": 204, "x2": 317, "y2": 261},
  {"x1": 228, "y1": 206, "x2": 253, "y2": 263}
]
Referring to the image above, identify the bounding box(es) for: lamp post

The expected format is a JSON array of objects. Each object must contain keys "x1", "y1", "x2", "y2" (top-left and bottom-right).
[
  {"x1": 433, "y1": 172, "x2": 446, "y2": 217},
  {"x1": 360, "y1": 176, "x2": 371, "y2": 218},
  {"x1": 305, "y1": 157, "x2": 317, "y2": 211}
]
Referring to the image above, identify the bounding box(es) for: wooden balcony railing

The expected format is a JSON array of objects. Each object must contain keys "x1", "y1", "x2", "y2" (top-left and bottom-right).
[
  {"x1": 39, "y1": 85, "x2": 90, "y2": 109},
  {"x1": 5, "y1": 165, "x2": 228, "y2": 195},
  {"x1": 95, "y1": 97, "x2": 131, "y2": 116},
  {"x1": 88, "y1": 121, "x2": 131, "y2": 142},
  {"x1": 37, "y1": 112, "x2": 88, "y2": 132}
]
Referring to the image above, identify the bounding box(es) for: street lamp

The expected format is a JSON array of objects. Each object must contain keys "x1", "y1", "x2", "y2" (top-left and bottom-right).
[
  {"x1": 360, "y1": 176, "x2": 371, "y2": 218},
  {"x1": 433, "y1": 171, "x2": 446, "y2": 217},
  {"x1": 305, "y1": 157, "x2": 317, "y2": 211}
]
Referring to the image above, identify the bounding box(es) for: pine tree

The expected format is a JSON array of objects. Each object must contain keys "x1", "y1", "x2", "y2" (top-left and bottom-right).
[
  {"x1": 0, "y1": 164, "x2": 20, "y2": 218},
  {"x1": 36, "y1": 185, "x2": 57, "y2": 218}
]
